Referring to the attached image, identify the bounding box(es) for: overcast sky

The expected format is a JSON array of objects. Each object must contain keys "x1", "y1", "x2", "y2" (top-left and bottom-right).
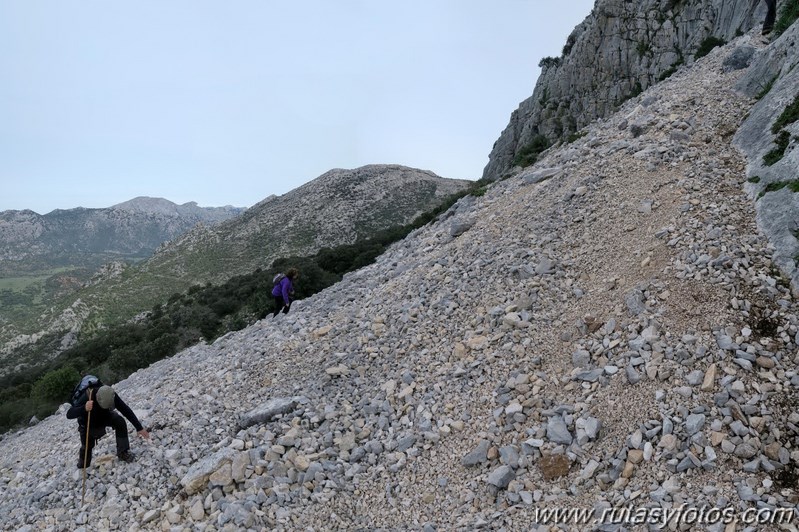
[{"x1": 1, "y1": 1, "x2": 595, "y2": 214}]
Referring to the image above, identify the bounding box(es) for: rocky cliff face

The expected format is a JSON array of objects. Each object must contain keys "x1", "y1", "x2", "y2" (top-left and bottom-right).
[
  {"x1": 0, "y1": 198, "x2": 244, "y2": 267},
  {"x1": 732, "y1": 22, "x2": 799, "y2": 291},
  {"x1": 483, "y1": 0, "x2": 767, "y2": 181}
]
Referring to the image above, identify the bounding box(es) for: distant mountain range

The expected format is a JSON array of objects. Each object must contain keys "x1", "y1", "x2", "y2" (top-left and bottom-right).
[{"x1": 0, "y1": 197, "x2": 245, "y2": 272}]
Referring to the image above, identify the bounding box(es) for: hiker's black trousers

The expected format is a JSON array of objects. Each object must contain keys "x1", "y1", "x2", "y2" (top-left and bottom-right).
[
  {"x1": 77, "y1": 411, "x2": 129, "y2": 467},
  {"x1": 763, "y1": 0, "x2": 776, "y2": 32},
  {"x1": 272, "y1": 296, "x2": 291, "y2": 317}
]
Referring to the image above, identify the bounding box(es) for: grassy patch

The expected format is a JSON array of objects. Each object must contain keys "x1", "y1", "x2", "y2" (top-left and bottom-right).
[
  {"x1": 566, "y1": 131, "x2": 588, "y2": 144},
  {"x1": 0, "y1": 276, "x2": 43, "y2": 292},
  {"x1": 774, "y1": 0, "x2": 799, "y2": 37},
  {"x1": 761, "y1": 92, "x2": 799, "y2": 167},
  {"x1": 748, "y1": 176, "x2": 761, "y2": 183},
  {"x1": 695, "y1": 36, "x2": 726, "y2": 59},
  {"x1": 658, "y1": 59, "x2": 684, "y2": 81},
  {"x1": 771, "y1": 93, "x2": 799, "y2": 134},
  {"x1": 538, "y1": 88, "x2": 549, "y2": 107},
  {"x1": 757, "y1": 179, "x2": 799, "y2": 199},
  {"x1": 763, "y1": 130, "x2": 792, "y2": 166},
  {"x1": 756, "y1": 76, "x2": 779, "y2": 101}
]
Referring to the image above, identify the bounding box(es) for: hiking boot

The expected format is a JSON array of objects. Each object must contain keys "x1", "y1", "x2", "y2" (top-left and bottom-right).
[{"x1": 118, "y1": 450, "x2": 135, "y2": 463}]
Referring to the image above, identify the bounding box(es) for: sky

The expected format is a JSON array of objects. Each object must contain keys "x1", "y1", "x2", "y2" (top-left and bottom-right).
[{"x1": 0, "y1": 1, "x2": 595, "y2": 215}]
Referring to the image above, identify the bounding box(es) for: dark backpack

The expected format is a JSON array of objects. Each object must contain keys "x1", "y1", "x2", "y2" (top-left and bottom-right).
[
  {"x1": 70, "y1": 375, "x2": 102, "y2": 406},
  {"x1": 273, "y1": 273, "x2": 285, "y2": 286}
]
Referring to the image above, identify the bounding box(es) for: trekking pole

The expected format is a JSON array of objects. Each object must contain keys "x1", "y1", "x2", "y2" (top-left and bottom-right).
[{"x1": 81, "y1": 389, "x2": 92, "y2": 506}]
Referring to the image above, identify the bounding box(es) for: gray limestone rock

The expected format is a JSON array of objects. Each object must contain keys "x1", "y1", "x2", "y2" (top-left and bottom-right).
[
  {"x1": 487, "y1": 465, "x2": 515, "y2": 489},
  {"x1": 575, "y1": 369, "x2": 603, "y2": 382},
  {"x1": 239, "y1": 397, "x2": 306, "y2": 429},
  {"x1": 498, "y1": 446, "x2": 520, "y2": 468},
  {"x1": 519, "y1": 167, "x2": 562, "y2": 185},
  {"x1": 181, "y1": 448, "x2": 237, "y2": 495},
  {"x1": 734, "y1": 443, "x2": 758, "y2": 460},
  {"x1": 450, "y1": 217, "x2": 477, "y2": 237},
  {"x1": 546, "y1": 416, "x2": 573, "y2": 445},
  {"x1": 583, "y1": 417, "x2": 602, "y2": 440},
  {"x1": 535, "y1": 258, "x2": 556, "y2": 275},
  {"x1": 722, "y1": 44, "x2": 756, "y2": 72},
  {"x1": 685, "y1": 414, "x2": 705, "y2": 436},
  {"x1": 626, "y1": 365, "x2": 642, "y2": 385},
  {"x1": 625, "y1": 289, "x2": 647, "y2": 316},
  {"x1": 572, "y1": 350, "x2": 591, "y2": 368},
  {"x1": 733, "y1": 21, "x2": 799, "y2": 293},
  {"x1": 462, "y1": 440, "x2": 490, "y2": 467}
]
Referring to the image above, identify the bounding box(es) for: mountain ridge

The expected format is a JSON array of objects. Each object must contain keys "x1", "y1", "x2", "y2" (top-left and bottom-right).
[
  {"x1": 110, "y1": 196, "x2": 243, "y2": 217},
  {"x1": 140, "y1": 164, "x2": 471, "y2": 283}
]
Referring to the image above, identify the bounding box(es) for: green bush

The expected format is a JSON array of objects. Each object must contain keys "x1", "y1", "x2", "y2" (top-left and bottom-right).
[
  {"x1": 31, "y1": 366, "x2": 80, "y2": 402},
  {"x1": 763, "y1": 130, "x2": 791, "y2": 166},
  {"x1": 695, "y1": 36, "x2": 726, "y2": 59},
  {"x1": 562, "y1": 35, "x2": 576, "y2": 57},
  {"x1": 513, "y1": 135, "x2": 551, "y2": 168},
  {"x1": 538, "y1": 56, "x2": 561, "y2": 69},
  {"x1": 566, "y1": 131, "x2": 588, "y2": 144},
  {"x1": 0, "y1": 398, "x2": 38, "y2": 431},
  {"x1": 659, "y1": 52, "x2": 685, "y2": 82}
]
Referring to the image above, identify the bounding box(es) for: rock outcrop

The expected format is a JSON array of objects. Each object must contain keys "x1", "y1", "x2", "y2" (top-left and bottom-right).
[
  {"x1": 733, "y1": 22, "x2": 799, "y2": 292},
  {"x1": 482, "y1": 0, "x2": 767, "y2": 182}
]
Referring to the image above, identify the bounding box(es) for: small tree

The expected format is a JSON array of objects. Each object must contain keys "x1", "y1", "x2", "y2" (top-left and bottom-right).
[
  {"x1": 538, "y1": 56, "x2": 562, "y2": 69},
  {"x1": 31, "y1": 366, "x2": 80, "y2": 402}
]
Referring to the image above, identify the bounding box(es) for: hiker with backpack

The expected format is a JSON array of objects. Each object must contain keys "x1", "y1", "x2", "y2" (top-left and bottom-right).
[
  {"x1": 271, "y1": 268, "x2": 299, "y2": 317},
  {"x1": 67, "y1": 375, "x2": 150, "y2": 468}
]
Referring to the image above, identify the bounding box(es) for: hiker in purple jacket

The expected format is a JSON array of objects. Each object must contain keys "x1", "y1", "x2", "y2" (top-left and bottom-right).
[{"x1": 271, "y1": 268, "x2": 299, "y2": 316}]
